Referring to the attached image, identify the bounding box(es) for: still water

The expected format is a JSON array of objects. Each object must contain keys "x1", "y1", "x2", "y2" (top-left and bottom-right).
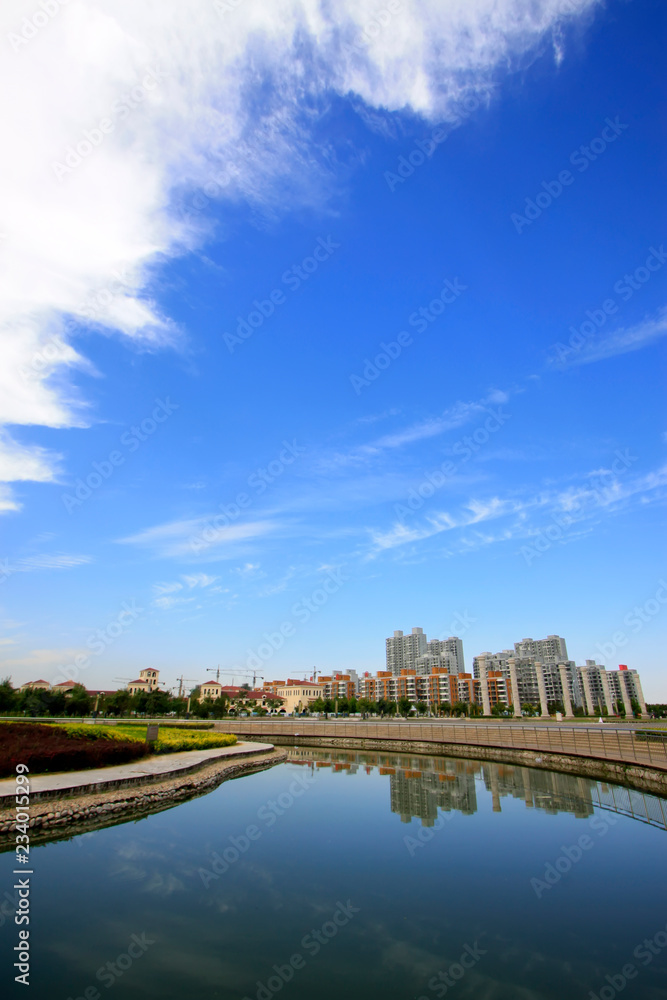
[{"x1": 2, "y1": 749, "x2": 666, "y2": 1000}]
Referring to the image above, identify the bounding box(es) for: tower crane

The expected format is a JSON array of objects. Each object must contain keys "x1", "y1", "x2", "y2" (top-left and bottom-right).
[{"x1": 174, "y1": 676, "x2": 199, "y2": 699}]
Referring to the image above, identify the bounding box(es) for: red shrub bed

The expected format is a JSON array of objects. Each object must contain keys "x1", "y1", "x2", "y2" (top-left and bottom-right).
[{"x1": 0, "y1": 723, "x2": 150, "y2": 777}]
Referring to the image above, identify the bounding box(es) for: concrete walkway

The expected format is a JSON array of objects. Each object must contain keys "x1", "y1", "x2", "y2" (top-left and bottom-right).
[{"x1": 0, "y1": 740, "x2": 275, "y2": 804}]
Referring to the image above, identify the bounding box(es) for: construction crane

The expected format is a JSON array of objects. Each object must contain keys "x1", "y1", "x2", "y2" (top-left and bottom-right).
[
  {"x1": 206, "y1": 667, "x2": 245, "y2": 684},
  {"x1": 174, "y1": 676, "x2": 199, "y2": 699},
  {"x1": 289, "y1": 668, "x2": 320, "y2": 682},
  {"x1": 206, "y1": 667, "x2": 264, "y2": 689}
]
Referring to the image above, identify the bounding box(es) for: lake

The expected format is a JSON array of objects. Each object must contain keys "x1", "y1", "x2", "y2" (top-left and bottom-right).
[{"x1": 2, "y1": 749, "x2": 666, "y2": 999}]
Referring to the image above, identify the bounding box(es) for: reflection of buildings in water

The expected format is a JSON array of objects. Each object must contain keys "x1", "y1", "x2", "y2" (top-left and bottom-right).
[
  {"x1": 390, "y1": 766, "x2": 477, "y2": 826},
  {"x1": 483, "y1": 764, "x2": 595, "y2": 818},
  {"x1": 286, "y1": 748, "x2": 667, "y2": 831}
]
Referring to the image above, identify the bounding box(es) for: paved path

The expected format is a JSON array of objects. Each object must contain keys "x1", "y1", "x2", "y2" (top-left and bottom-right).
[{"x1": 0, "y1": 741, "x2": 275, "y2": 803}]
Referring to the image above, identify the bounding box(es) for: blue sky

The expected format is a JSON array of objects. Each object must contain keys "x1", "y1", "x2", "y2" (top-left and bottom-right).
[{"x1": 1, "y1": 0, "x2": 665, "y2": 697}]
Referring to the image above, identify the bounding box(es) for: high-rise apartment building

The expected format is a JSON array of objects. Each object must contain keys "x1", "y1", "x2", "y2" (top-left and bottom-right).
[
  {"x1": 386, "y1": 627, "x2": 428, "y2": 674},
  {"x1": 422, "y1": 637, "x2": 465, "y2": 674},
  {"x1": 513, "y1": 635, "x2": 568, "y2": 664}
]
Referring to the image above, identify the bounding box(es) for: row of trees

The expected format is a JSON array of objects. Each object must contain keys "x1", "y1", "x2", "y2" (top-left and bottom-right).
[
  {"x1": 306, "y1": 695, "x2": 645, "y2": 718},
  {"x1": 0, "y1": 679, "x2": 192, "y2": 718},
  {"x1": 0, "y1": 678, "x2": 285, "y2": 719},
  {"x1": 308, "y1": 696, "x2": 484, "y2": 718}
]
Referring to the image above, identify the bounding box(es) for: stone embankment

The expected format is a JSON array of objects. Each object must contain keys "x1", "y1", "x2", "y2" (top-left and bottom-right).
[
  {"x1": 223, "y1": 721, "x2": 667, "y2": 797},
  {"x1": 0, "y1": 745, "x2": 286, "y2": 847}
]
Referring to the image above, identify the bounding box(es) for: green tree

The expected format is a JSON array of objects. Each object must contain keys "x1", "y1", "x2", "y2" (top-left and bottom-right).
[
  {"x1": 144, "y1": 689, "x2": 173, "y2": 715},
  {"x1": 438, "y1": 701, "x2": 452, "y2": 717},
  {"x1": 211, "y1": 695, "x2": 230, "y2": 718},
  {"x1": 416, "y1": 701, "x2": 428, "y2": 715},
  {"x1": 194, "y1": 696, "x2": 216, "y2": 718},
  {"x1": 398, "y1": 696, "x2": 412, "y2": 717},
  {"x1": 0, "y1": 677, "x2": 16, "y2": 713},
  {"x1": 65, "y1": 684, "x2": 93, "y2": 717},
  {"x1": 105, "y1": 690, "x2": 131, "y2": 716},
  {"x1": 131, "y1": 690, "x2": 149, "y2": 715}
]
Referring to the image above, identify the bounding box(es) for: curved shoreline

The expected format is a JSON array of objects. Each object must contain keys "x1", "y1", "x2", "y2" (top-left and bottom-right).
[
  {"x1": 0, "y1": 747, "x2": 287, "y2": 850},
  {"x1": 224, "y1": 724, "x2": 667, "y2": 796}
]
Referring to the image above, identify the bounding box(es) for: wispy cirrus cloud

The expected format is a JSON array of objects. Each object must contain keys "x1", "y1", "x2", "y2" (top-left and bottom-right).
[
  {"x1": 120, "y1": 517, "x2": 278, "y2": 559},
  {"x1": 367, "y1": 462, "x2": 667, "y2": 557},
  {"x1": 2, "y1": 553, "x2": 92, "y2": 575},
  {"x1": 319, "y1": 390, "x2": 512, "y2": 471},
  {"x1": 0, "y1": 0, "x2": 598, "y2": 512},
  {"x1": 369, "y1": 496, "x2": 523, "y2": 553},
  {"x1": 554, "y1": 307, "x2": 667, "y2": 368}
]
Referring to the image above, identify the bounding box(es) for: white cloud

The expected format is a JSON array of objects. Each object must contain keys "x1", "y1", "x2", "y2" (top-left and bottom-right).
[
  {"x1": 119, "y1": 517, "x2": 278, "y2": 558},
  {"x1": 182, "y1": 573, "x2": 218, "y2": 588},
  {"x1": 0, "y1": 432, "x2": 62, "y2": 497},
  {"x1": 7, "y1": 553, "x2": 93, "y2": 573},
  {"x1": 0, "y1": 0, "x2": 598, "y2": 511},
  {"x1": 0, "y1": 647, "x2": 87, "y2": 680},
  {"x1": 321, "y1": 390, "x2": 513, "y2": 470},
  {"x1": 553, "y1": 307, "x2": 667, "y2": 368},
  {"x1": 152, "y1": 581, "x2": 184, "y2": 596},
  {"x1": 152, "y1": 595, "x2": 194, "y2": 611},
  {"x1": 368, "y1": 462, "x2": 667, "y2": 556}
]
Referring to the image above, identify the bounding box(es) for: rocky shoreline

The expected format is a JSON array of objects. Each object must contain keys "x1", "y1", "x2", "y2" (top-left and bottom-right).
[{"x1": 0, "y1": 747, "x2": 287, "y2": 849}]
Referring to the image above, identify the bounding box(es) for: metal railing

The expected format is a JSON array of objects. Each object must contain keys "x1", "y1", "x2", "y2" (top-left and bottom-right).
[{"x1": 221, "y1": 719, "x2": 667, "y2": 772}]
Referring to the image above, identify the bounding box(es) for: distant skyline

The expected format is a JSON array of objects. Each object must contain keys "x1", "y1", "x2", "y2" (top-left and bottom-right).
[{"x1": 1, "y1": 0, "x2": 665, "y2": 698}]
